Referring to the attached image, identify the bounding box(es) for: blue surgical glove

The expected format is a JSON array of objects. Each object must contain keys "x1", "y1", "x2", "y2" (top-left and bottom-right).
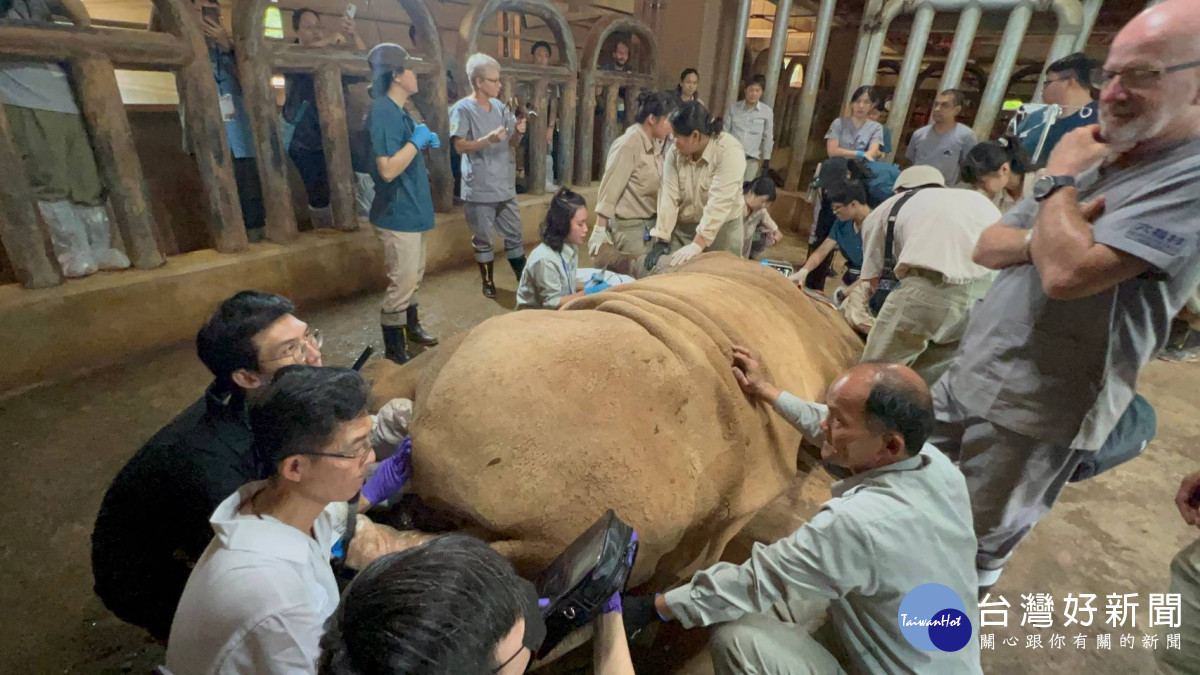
[
  {"x1": 585, "y1": 281, "x2": 610, "y2": 295},
  {"x1": 361, "y1": 436, "x2": 412, "y2": 505},
  {"x1": 411, "y1": 124, "x2": 440, "y2": 151}
]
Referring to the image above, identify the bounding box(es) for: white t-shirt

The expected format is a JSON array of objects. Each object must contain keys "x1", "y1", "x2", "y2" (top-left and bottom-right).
[
  {"x1": 166, "y1": 482, "x2": 349, "y2": 675},
  {"x1": 861, "y1": 188, "x2": 1000, "y2": 285}
]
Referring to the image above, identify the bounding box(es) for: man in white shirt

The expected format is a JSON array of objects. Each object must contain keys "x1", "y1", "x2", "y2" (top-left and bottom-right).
[
  {"x1": 860, "y1": 166, "x2": 999, "y2": 384},
  {"x1": 725, "y1": 75, "x2": 775, "y2": 181},
  {"x1": 904, "y1": 89, "x2": 977, "y2": 185},
  {"x1": 167, "y1": 366, "x2": 416, "y2": 674},
  {"x1": 628, "y1": 351, "x2": 981, "y2": 675}
]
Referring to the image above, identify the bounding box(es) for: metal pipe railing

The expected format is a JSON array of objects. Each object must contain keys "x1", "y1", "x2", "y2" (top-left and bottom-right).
[
  {"x1": 762, "y1": 0, "x2": 795, "y2": 110},
  {"x1": 844, "y1": 0, "x2": 885, "y2": 108},
  {"x1": 940, "y1": 3, "x2": 982, "y2": 90},
  {"x1": 725, "y1": 0, "x2": 754, "y2": 112},
  {"x1": 885, "y1": 3, "x2": 935, "y2": 161},
  {"x1": 784, "y1": 0, "x2": 838, "y2": 190},
  {"x1": 1073, "y1": 0, "x2": 1104, "y2": 51},
  {"x1": 973, "y1": 1, "x2": 1034, "y2": 137},
  {"x1": 1032, "y1": 0, "x2": 1084, "y2": 101}
]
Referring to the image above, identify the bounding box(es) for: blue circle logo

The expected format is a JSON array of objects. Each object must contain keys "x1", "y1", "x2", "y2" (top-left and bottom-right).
[{"x1": 898, "y1": 583, "x2": 973, "y2": 652}]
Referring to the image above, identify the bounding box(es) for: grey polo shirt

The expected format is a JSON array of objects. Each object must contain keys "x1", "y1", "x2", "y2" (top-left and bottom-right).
[
  {"x1": 725, "y1": 100, "x2": 775, "y2": 160},
  {"x1": 905, "y1": 123, "x2": 976, "y2": 185},
  {"x1": 946, "y1": 137, "x2": 1200, "y2": 450},
  {"x1": 516, "y1": 242, "x2": 578, "y2": 310},
  {"x1": 449, "y1": 96, "x2": 517, "y2": 203},
  {"x1": 665, "y1": 392, "x2": 982, "y2": 675},
  {"x1": 825, "y1": 117, "x2": 884, "y2": 153}
]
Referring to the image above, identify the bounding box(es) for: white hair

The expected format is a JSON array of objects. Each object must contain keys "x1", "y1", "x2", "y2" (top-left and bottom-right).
[{"x1": 466, "y1": 52, "x2": 501, "y2": 89}]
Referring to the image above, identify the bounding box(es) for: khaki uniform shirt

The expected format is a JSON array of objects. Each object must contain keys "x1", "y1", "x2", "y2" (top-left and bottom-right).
[
  {"x1": 652, "y1": 132, "x2": 747, "y2": 246},
  {"x1": 596, "y1": 124, "x2": 662, "y2": 221}
]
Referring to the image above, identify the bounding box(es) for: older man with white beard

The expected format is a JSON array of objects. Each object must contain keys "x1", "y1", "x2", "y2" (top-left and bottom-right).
[{"x1": 930, "y1": 0, "x2": 1200, "y2": 594}]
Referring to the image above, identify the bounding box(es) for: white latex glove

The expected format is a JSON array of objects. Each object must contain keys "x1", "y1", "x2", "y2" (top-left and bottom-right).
[
  {"x1": 670, "y1": 242, "x2": 703, "y2": 266},
  {"x1": 788, "y1": 268, "x2": 810, "y2": 286},
  {"x1": 588, "y1": 226, "x2": 608, "y2": 256},
  {"x1": 369, "y1": 398, "x2": 413, "y2": 457}
]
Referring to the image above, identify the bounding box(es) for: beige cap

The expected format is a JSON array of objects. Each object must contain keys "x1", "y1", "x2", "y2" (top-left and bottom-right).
[{"x1": 894, "y1": 165, "x2": 946, "y2": 191}]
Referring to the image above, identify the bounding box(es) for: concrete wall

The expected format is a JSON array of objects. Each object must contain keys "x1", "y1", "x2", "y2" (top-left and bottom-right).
[{"x1": 1, "y1": 187, "x2": 596, "y2": 397}]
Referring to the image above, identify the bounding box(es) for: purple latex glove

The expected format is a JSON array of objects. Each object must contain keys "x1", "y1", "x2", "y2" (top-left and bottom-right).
[
  {"x1": 361, "y1": 436, "x2": 412, "y2": 505},
  {"x1": 602, "y1": 591, "x2": 623, "y2": 614}
]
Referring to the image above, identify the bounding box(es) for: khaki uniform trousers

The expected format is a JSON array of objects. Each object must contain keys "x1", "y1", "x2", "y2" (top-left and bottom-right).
[
  {"x1": 1159, "y1": 538, "x2": 1200, "y2": 674},
  {"x1": 6, "y1": 104, "x2": 104, "y2": 204},
  {"x1": 375, "y1": 228, "x2": 426, "y2": 327},
  {"x1": 861, "y1": 269, "x2": 991, "y2": 384},
  {"x1": 609, "y1": 216, "x2": 654, "y2": 257},
  {"x1": 669, "y1": 216, "x2": 745, "y2": 257},
  {"x1": 710, "y1": 598, "x2": 847, "y2": 675}
]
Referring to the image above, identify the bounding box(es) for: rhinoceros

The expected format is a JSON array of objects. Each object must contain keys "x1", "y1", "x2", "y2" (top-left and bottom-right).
[{"x1": 363, "y1": 254, "x2": 863, "y2": 588}]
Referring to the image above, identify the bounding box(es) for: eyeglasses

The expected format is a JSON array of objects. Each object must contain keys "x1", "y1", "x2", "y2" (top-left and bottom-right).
[
  {"x1": 1043, "y1": 76, "x2": 1071, "y2": 86},
  {"x1": 932, "y1": 100, "x2": 959, "y2": 110},
  {"x1": 1092, "y1": 59, "x2": 1200, "y2": 90},
  {"x1": 484, "y1": 77, "x2": 502, "y2": 84},
  {"x1": 298, "y1": 437, "x2": 373, "y2": 462},
  {"x1": 263, "y1": 328, "x2": 323, "y2": 364}
]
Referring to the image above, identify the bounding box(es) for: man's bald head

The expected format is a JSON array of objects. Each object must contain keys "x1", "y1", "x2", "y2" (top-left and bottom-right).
[
  {"x1": 833, "y1": 362, "x2": 934, "y2": 458},
  {"x1": 1099, "y1": 0, "x2": 1200, "y2": 146}
]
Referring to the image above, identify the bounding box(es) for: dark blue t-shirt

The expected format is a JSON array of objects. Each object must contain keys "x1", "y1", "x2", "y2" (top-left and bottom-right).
[
  {"x1": 1021, "y1": 101, "x2": 1099, "y2": 167},
  {"x1": 830, "y1": 219, "x2": 864, "y2": 271},
  {"x1": 367, "y1": 96, "x2": 435, "y2": 233}
]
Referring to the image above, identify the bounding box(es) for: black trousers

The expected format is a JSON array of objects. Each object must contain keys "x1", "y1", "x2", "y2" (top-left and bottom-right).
[
  {"x1": 233, "y1": 157, "x2": 266, "y2": 231},
  {"x1": 804, "y1": 193, "x2": 837, "y2": 292},
  {"x1": 288, "y1": 145, "x2": 330, "y2": 209}
]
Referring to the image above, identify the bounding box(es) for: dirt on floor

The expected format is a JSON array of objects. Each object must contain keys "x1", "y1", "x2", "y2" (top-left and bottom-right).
[{"x1": 0, "y1": 233, "x2": 1193, "y2": 674}]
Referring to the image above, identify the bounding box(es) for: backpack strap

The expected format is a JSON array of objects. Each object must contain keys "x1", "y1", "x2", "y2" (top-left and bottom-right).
[{"x1": 882, "y1": 188, "x2": 925, "y2": 279}]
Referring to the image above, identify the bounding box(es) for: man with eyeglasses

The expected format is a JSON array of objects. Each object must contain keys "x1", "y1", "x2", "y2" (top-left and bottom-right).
[
  {"x1": 934, "y1": 0, "x2": 1200, "y2": 595},
  {"x1": 166, "y1": 366, "x2": 419, "y2": 673},
  {"x1": 1023, "y1": 52, "x2": 1100, "y2": 168},
  {"x1": 92, "y1": 291, "x2": 410, "y2": 642},
  {"x1": 903, "y1": 89, "x2": 976, "y2": 185}
]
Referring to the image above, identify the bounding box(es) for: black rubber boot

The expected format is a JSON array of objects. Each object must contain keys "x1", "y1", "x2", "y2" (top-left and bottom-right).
[
  {"x1": 508, "y1": 255, "x2": 527, "y2": 281},
  {"x1": 479, "y1": 261, "x2": 496, "y2": 298},
  {"x1": 405, "y1": 305, "x2": 438, "y2": 346},
  {"x1": 381, "y1": 324, "x2": 412, "y2": 364}
]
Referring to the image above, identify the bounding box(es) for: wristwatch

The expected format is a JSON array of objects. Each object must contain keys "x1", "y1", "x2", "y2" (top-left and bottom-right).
[{"x1": 1033, "y1": 174, "x2": 1076, "y2": 202}]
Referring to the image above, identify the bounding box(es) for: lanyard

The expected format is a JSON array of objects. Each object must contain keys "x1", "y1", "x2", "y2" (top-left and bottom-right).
[{"x1": 557, "y1": 252, "x2": 571, "y2": 282}]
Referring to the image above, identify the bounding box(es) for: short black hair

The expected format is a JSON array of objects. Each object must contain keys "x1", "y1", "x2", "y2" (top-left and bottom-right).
[
  {"x1": 850, "y1": 85, "x2": 879, "y2": 106},
  {"x1": 679, "y1": 68, "x2": 698, "y2": 82},
  {"x1": 196, "y1": 291, "x2": 295, "y2": 385},
  {"x1": 1047, "y1": 52, "x2": 1100, "y2": 88},
  {"x1": 938, "y1": 88, "x2": 965, "y2": 109},
  {"x1": 862, "y1": 368, "x2": 934, "y2": 457},
  {"x1": 531, "y1": 40, "x2": 552, "y2": 57},
  {"x1": 634, "y1": 90, "x2": 679, "y2": 123},
  {"x1": 292, "y1": 7, "x2": 319, "y2": 32},
  {"x1": 250, "y1": 366, "x2": 370, "y2": 473},
  {"x1": 825, "y1": 181, "x2": 867, "y2": 207},
  {"x1": 541, "y1": 187, "x2": 587, "y2": 252},
  {"x1": 743, "y1": 176, "x2": 776, "y2": 201},
  {"x1": 318, "y1": 535, "x2": 531, "y2": 675},
  {"x1": 670, "y1": 100, "x2": 723, "y2": 137},
  {"x1": 745, "y1": 74, "x2": 767, "y2": 91},
  {"x1": 959, "y1": 136, "x2": 1030, "y2": 185}
]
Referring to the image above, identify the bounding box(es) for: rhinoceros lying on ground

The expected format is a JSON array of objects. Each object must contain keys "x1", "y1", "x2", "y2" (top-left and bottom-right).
[{"x1": 364, "y1": 253, "x2": 863, "y2": 587}]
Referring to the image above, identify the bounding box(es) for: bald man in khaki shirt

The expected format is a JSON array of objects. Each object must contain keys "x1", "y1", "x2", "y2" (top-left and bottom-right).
[{"x1": 651, "y1": 130, "x2": 747, "y2": 259}]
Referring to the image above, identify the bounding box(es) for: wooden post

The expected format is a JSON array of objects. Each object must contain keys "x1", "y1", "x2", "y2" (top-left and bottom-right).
[
  {"x1": 0, "y1": 107, "x2": 63, "y2": 288},
  {"x1": 411, "y1": 72, "x2": 454, "y2": 213},
  {"x1": 624, "y1": 83, "x2": 638, "y2": 129},
  {"x1": 601, "y1": 84, "x2": 620, "y2": 164},
  {"x1": 234, "y1": 24, "x2": 298, "y2": 243},
  {"x1": 573, "y1": 75, "x2": 597, "y2": 186},
  {"x1": 527, "y1": 79, "x2": 549, "y2": 195},
  {"x1": 313, "y1": 65, "x2": 358, "y2": 231},
  {"x1": 71, "y1": 54, "x2": 165, "y2": 270},
  {"x1": 559, "y1": 76, "x2": 577, "y2": 186}
]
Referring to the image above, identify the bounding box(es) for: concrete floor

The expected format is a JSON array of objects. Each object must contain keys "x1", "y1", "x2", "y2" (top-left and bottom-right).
[{"x1": 0, "y1": 234, "x2": 1194, "y2": 673}]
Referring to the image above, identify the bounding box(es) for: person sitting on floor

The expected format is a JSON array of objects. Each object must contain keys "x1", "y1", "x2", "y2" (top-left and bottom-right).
[{"x1": 516, "y1": 188, "x2": 604, "y2": 310}]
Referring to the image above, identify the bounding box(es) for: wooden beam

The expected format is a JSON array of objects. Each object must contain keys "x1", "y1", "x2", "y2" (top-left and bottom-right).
[
  {"x1": 234, "y1": 19, "x2": 299, "y2": 244},
  {"x1": 313, "y1": 64, "x2": 359, "y2": 232},
  {"x1": 527, "y1": 79, "x2": 549, "y2": 195},
  {"x1": 71, "y1": 54, "x2": 165, "y2": 270},
  {"x1": 558, "y1": 77, "x2": 577, "y2": 186},
  {"x1": 153, "y1": 0, "x2": 247, "y2": 253},
  {"x1": 0, "y1": 106, "x2": 63, "y2": 288},
  {"x1": 411, "y1": 72, "x2": 455, "y2": 213},
  {"x1": 0, "y1": 24, "x2": 184, "y2": 71},
  {"x1": 269, "y1": 43, "x2": 440, "y2": 78},
  {"x1": 601, "y1": 84, "x2": 620, "y2": 168}
]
